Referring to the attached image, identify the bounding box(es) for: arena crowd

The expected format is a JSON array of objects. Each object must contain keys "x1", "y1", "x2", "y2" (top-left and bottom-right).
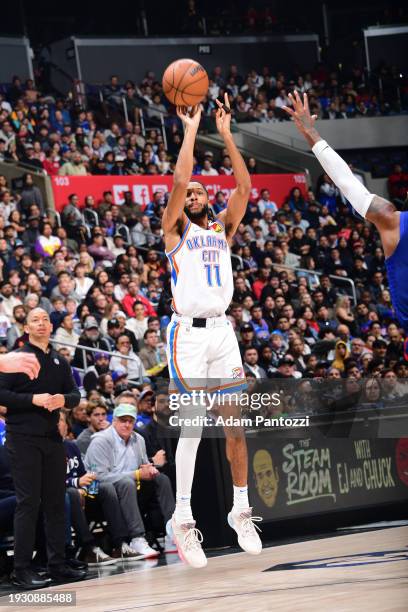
[{"x1": 0, "y1": 64, "x2": 407, "y2": 578}]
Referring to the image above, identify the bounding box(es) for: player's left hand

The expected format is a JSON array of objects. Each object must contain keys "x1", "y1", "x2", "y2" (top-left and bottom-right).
[
  {"x1": 215, "y1": 93, "x2": 232, "y2": 136},
  {"x1": 44, "y1": 394, "x2": 65, "y2": 411}
]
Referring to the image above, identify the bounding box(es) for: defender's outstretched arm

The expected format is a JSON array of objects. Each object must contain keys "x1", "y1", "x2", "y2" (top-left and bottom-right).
[{"x1": 283, "y1": 92, "x2": 400, "y2": 256}]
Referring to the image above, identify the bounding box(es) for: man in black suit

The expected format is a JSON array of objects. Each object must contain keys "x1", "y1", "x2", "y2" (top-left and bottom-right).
[{"x1": 0, "y1": 308, "x2": 86, "y2": 589}]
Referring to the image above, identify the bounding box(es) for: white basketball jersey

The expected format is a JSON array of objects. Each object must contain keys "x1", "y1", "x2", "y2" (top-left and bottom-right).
[{"x1": 166, "y1": 218, "x2": 234, "y2": 317}]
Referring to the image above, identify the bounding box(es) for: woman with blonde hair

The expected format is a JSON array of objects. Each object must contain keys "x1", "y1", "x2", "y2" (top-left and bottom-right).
[
  {"x1": 100, "y1": 302, "x2": 121, "y2": 335},
  {"x1": 335, "y1": 295, "x2": 357, "y2": 335},
  {"x1": 78, "y1": 249, "x2": 95, "y2": 275}
]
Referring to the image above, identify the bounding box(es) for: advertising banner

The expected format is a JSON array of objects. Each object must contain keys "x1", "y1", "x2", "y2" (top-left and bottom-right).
[
  {"x1": 248, "y1": 436, "x2": 408, "y2": 521},
  {"x1": 51, "y1": 173, "x2": 307, "y2": 212}
]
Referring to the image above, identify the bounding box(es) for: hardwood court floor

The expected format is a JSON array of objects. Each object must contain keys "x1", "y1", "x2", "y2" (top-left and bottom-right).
[{"x1": 2, "y1": 526, "x2": 407, "y2": 612}]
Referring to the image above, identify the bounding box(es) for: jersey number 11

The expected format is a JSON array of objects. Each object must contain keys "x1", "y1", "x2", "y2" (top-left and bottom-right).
[{"x1": 204, "y1": 264, "x2": 222, "y2": 287}]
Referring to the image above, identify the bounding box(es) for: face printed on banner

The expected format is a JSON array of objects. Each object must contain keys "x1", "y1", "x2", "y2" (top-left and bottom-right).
[{"x1": 253, "y1": 449, "x2": 279, "y2": 508}]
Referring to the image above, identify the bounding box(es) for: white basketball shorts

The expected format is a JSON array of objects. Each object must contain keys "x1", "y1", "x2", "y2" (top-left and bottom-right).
[{"x1": 166, "y1": 313, "x2": 247, "y2": 395}]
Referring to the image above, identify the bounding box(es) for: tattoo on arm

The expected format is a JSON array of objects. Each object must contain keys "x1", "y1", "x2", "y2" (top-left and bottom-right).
[{"x1": 367, "y1": 196, "x2": 396, "y2": 218}]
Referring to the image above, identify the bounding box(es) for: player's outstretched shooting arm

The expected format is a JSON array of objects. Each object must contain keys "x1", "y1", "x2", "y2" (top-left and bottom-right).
[
  {"x1": 162, "y1": 105, "x2": 202, "y2": 240},
  {"x1": 216, "y1": 93, "x2": 252, "y2": 241},
  {"x1": 283, "y1": 91, "x2": 400, "y2": 258}
]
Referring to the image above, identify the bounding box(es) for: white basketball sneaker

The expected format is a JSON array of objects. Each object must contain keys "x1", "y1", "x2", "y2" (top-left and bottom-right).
[
  {"x1": 167, "y1": 516, "x2": 207, "y2": 568},
  {"x1": 129, "y1": 537, "x2": 159, "y2": 559},
  {"x1": 227, "y1": 507, "x2": 262, "y2": 555}
]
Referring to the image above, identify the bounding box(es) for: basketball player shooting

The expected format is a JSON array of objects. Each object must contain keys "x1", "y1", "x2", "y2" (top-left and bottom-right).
[
  {"x1": 162, "y1": 94, "x2": 262, "y2": 568},
  {"x1": 284, "y1": 91, "x2": 408, "y2": 334}
]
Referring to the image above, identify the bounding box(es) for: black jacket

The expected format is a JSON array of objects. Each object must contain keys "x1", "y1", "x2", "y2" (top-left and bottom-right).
[{"x1": 0, "y1": 342, "x2": 80, "y2": 437}]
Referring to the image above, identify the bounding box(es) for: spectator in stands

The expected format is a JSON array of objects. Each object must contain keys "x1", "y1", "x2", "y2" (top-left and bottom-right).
[
  {"x1": 19, "y1": 174, "x2": 44, "y2": 219},
  {"x1": 59, "y1": 152, "x2": 88, "y2": 176},
  {"x1": 331, "y1": 340, "x2": 350, "y2": 372},
  {"x1": 257, "y1": 189, "x2": 277, "y2": 215},
  {"x1": 138, "y1": 330, "x2": 167, "y2": 376},
  {"x1": 73, "y1": 317, "x2": 110, "y2": 368},
  {"x1": 75, "y1": 402, "x2": 110, "y2": 457},
  {"x1": 54, "y1": 314, "x2": 80, "y2": 357},
  {"x1": 85, "y1": 403, "x2": 175, "y2": 558},
  {"x1": 6, "y1": 304, "x2": 26, "y2": 349},
  {"x1": 201, "y1": 158, "x2": 219, "y2": 176},
  {"x1": 122, "y1": 279, "x2": 156, "y2": 318},
  {"x1": 388, "y1": 163, "x2": 408, "y2": 206},
  {"x1": 360, "y1": 377, "x2": 384, "y2": 408},
  {"x1": 58, "y1": 410, "x2": 116, "y2": 566},
  {"x1": 109, "y1": 334, "x2": 146, "y2": 384},
  {"x1": 243, "y1": 347, "x2": 266, "y2": 379}
]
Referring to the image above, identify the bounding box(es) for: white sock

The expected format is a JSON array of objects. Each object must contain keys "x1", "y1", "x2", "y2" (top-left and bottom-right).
[
  {"x1": 175, "y1": 494, "x2": 194, "y2": 524},
  {"x1": 233, "y1": 485, "x2": 249, "y2": 511},
  {"x1": 174, "y1": 434, "x2": 201, "y2": 525}
]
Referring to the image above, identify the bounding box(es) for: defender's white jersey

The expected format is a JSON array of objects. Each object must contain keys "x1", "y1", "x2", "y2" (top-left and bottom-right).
[{"x1": 166, "y1": 218, "x2": 234, "y2": 317}]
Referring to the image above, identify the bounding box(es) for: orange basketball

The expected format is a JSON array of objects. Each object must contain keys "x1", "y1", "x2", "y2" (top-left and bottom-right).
[{"x1": 162, "y1": 58, "x2": 209, "y2": 107}]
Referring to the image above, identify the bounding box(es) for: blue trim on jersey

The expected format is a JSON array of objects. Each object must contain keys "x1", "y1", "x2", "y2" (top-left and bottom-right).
[
  {"x1": 168, "y1": 257, "x2": 178, "y2": 286},
  {"x1": 166, "y1": 219, "x2": 191, "y2": 256},
  {"x1": 168, "y1": 321, "x2": 188, "y2": 394},
  {"x1": 211, "y1": 382, "x2": 248, "y2": 395}
]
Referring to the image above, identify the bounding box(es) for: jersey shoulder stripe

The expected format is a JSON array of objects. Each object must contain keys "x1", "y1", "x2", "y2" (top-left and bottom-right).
[{"x1": 166, "y1": 219, "x2": 191, "y2": 257}]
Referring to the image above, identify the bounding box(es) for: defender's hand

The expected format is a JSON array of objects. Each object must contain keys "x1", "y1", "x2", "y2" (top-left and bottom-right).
[{"x1": 282, "y1": 91, "x2": 318, "y2": 136}]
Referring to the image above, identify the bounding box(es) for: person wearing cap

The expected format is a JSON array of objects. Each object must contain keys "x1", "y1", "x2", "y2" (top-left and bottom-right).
[
  {"x1": 270, "y1": 355, "x2": 298, "y2": 379},
  {"x1": 135, "y1": 389, "x2": 155, "y2": 429},
  {"x1": 105, "y1": 316, "x2": 138, "y2": 353},
  {"x1": 239, "y1": 323, "x2": 261, "y2": 354},
  {"x1": 111, "y1": 233, "x2": 126, "y2": 257},
  {"x1": 84, "y1": 403, "x2": 175, "y2": 559},
  {"x1": 82, "y1": 352, "x2": 110, "y2": 393},
  {"x1": 72, "y1": 317, "x2": 110, "y2": 368},
  {"x1": 115, "y1": 310, "x2": 139, "y2": 353},
  {"x1": 111, "y1": 155, "x2": 127, "y2": 176},
  {"x1": 5, "y1": 241, "x2": 25, "y2": 274}
]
